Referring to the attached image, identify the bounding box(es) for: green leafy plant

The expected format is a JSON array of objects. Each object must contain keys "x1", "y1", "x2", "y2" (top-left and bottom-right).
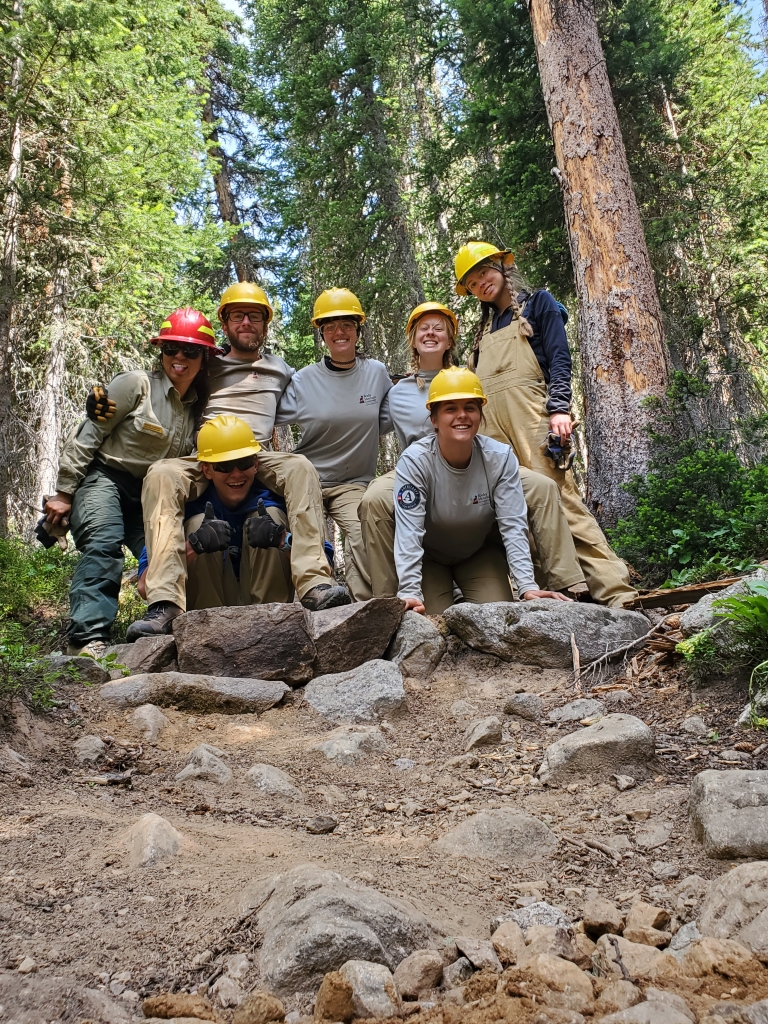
[
  {"x1": 713, "y1": 580, "x2": 768, "y2": 726},
  {"x1": 0, "y1": 624, "x2": 56, "y2": 711}
]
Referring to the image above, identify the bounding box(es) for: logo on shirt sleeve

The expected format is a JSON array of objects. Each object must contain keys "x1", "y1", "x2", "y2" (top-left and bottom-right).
[{"x1": 397, "y1": 484, "x2": 421, "y2": 510}]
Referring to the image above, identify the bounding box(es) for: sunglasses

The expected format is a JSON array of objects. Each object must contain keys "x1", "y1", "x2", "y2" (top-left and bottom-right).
[
  {"x1": 226, "y1": 311, "x2": 266, "y2": 324},
  {"x1": 211, "y1": 456, "x2": 257, "y2": 473},
  {"x1": 161, "y1": 342, "x2": 204, "y2": 359}
]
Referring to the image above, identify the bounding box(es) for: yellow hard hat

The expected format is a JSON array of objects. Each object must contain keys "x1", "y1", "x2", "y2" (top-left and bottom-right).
[
  {"x1": 217, "y1": 282, "x2": 274, "y2": 323},
  {"x1": 454, "y1": 241, "x2": 514, "y2": 296},
  {"x1": 312, "y1": 287, "x2": 366, "y2": 326},
  {"x1": 196, "y1": 414, "x2": 262, "y2": 463},
  {"x1": 426, "y1": 367, "x2": 488, "y2": 409},
  {"x1": 406, "y1": 301, "x2": 458, "y2": 336}
]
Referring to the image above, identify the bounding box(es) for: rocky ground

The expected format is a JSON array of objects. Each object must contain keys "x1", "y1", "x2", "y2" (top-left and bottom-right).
[{"x1": 0, "y1": 598, "x2": 767, "y2": 1024}]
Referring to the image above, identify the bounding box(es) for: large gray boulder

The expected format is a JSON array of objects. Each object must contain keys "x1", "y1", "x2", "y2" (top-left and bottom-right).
[
  {"x1": 303, "y1": 660, "x2": 406, "y2": 724},
  {"x1": 99, "y1": 672, "x2": 288, "y2": 714},
  {"x1": 538, "y1": 714, "x2": 654, "y2": 786},
  {"x1": 442, "y1": 600, "x2": 649, "y2": 668},
  {"x1": 385, "y1": 612, "x2": 446, "y2": 678},
  {"x1": 174, "y1": 604, "x2": 315, "y2": 685},
  {"x1": 699, "y1": 861, "x2": 768, "y2": 962},
  {"x1": 104, "y1": 635, "x2": 176, "y2": 677},
  {"x1": 434, "y1": 809, "x2": 558, "y2": 862},
  {"x1": 310, "y1": 598, "x2": 404, "y2": 676},
  {"x1": 680, "y1": 569, "x2": 768, "y2": 637},
  {"x1": 689, "y1": 770, "x2": 768, "y2": 858},
  {"x1": 235, "y1": 864, "x2": 444, "y2": 997}
]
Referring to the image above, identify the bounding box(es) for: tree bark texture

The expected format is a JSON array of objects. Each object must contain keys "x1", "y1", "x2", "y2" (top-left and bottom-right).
[
  {"x1": 202, "y1": 92, "x2": 257, "y2": 284},
  {"x1": 35, "y1": 263, "x2": 69, "y2": 507},
  {"x1": 0, "y1": 0, "x2": 24, "y2": 534},
  {"x1": 529, "y1": 0, "x2": 669, "y2": 527}
]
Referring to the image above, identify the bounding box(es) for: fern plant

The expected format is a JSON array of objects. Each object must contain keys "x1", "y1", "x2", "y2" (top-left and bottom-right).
[{"x1": 714, "y1": 580, "x2": 768, "y2": 726}]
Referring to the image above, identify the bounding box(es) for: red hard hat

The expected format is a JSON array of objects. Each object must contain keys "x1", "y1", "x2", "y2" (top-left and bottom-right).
[{"x1": 151, "y1": 308, "x2": 218, "y2": 349}]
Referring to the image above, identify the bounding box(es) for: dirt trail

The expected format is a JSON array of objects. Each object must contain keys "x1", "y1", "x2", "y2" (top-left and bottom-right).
[{"x1": 0, "y1": 642, "x2": 760, "y2": 1021}]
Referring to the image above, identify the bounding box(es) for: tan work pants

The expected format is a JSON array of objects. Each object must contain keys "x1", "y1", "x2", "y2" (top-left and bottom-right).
[
  {"x1": 359, "y1": 466, "x2": 586, "y2": 599},
  {"x1": 184, "y1": 507, "x2": 293, "y2": 609},
  {"x1": 423, "y1": 537, "x2": 513, "y2": 614},
  {"x1": 475, "y1": 317, "x2": 636, "y2": 607},
  {"x1": 141, "y1": 451, "x2": 332, "y2": 610},
  {"x1": 322, "y1": 483, "x2": 372, "y2": 602}
]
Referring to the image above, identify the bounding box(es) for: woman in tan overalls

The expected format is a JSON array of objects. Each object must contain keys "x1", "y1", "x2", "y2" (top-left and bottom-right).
[{"x1": 454, "y1": 241, "x2": 636, "y2": 607}]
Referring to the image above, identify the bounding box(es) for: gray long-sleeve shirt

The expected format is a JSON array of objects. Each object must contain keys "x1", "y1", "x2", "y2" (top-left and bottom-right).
[
  {"x1": 275, "y1": 357, "x2": 393, "y2": 486},
  {"x1": 388, "y1": 370, "x2": 438, "y2": 449},
  {"x1": 394, "y1": 433, "x2": 538, "y2": 602}
]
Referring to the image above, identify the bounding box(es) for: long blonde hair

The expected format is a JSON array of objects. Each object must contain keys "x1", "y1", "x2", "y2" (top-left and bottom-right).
[
  {"x1": 468, "y1": 260, "x2": 533, "y2": 370},
  {"x1": 407, "y1": 313, "x2": 458, "y2": 388}
]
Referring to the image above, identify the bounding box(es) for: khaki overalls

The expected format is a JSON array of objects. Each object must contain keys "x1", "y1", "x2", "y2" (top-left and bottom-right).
[{"x1": 474, "y1": 317, "x2": 637, "y2": 607}]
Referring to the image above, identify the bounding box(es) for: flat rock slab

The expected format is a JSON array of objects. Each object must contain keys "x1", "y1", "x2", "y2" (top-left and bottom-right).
[
  {"x1": 385, "y1": 611, "x2": 446, "y2": 678},
  {"x1": 434, "y1": 809, "x2": 558, "y2": 862},
  {"x1": 443, "y1": 600, "x2": 649, "y2": 668},
  {"x1": 104, "y1": 635, "x2": 176, "y2": 677},
  {"x1": 99, "y1": 672, "x2": 288, "y2": 714},
  {"x1": 303, "y1": 660, "x2": 406, "y2": 724},
  {"x1": 690, "y1": 770, "x2": 768, "y2": 859},
  {"x1": 699, "y1": 861, "x2": 768, "y2": 962},
  {"x1": 310, "y1": 598, "x2": 404, "y2": 676},
  {"x1": 236, "y1": 863, "x2": 444, "y2": 996},
  {"x1": 312, "y1": 725, "x2": 387, "y2": 764},
  {"x1": 174, "y1": 603, "x2": 315, "y2": 685},
  {"x1": 44, "y1": 654, "x2": 109, "y2": 686},
  {"x1": 548, "y1": 697, "x2": 604, "y2": 723},
  {"x1": 538, "y1": 714, "x2": 654, "y2": 786}
]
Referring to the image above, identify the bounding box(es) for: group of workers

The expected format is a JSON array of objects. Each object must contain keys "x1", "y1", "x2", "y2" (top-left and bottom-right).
[{"x1": 43, "y1": 240, "x2": 637, "y2": 657}]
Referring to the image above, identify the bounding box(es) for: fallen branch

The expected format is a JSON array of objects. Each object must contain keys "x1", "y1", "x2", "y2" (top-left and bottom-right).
[
  {"x1": 607, "y1": 934, "x2": 634, "y2": 982},
  {"x1": 583, "y1": 838, "x2": 622, "y2": 863}
]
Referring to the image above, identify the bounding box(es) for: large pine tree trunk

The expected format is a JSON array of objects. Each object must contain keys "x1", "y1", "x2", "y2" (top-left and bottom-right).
[
  {"x1": 202, "y1": 90, "x2": 257, "y2": 283},
  {"x1": 35, "y1": 263, "x2": 69, "y2": 507},
  {"x1": 0, "y1": 0, "x2": 24, "y2": 534},
  {"x1": 529, "y1": 0, "x2": 669, "y2": 527}
]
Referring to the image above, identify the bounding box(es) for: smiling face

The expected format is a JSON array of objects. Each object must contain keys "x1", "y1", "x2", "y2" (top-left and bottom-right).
[
  {"x1": 412, "y1": 313, "x2": 453, "y2": 363},
  {"x1": 200, "y1": 459, "x2": 258, "y2": 510},
  {"x1": 430, "y1": 398, "x2": 483, "y2": 444},
  {"x1": 319, "y1": 316, "x2": 360, "y2": 363},
  {"x1": 221, "y1": 302, "x2": 268, "y2": 357},
  {"x1": 463, "y1": 261, "x2": 506, "y2": 305},
  {"x1": 161, "y1": 344, "x2": 204, "y2": 397}
]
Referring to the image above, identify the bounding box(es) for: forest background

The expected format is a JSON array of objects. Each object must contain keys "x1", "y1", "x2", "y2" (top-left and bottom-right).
[{"x1": 2, "y1": 0, "x2": 768, "y2": 636}]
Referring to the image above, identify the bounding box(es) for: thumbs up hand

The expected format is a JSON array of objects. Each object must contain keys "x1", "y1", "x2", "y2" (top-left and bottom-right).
[
  {"x1": 187, "y1": 502, "x2": 233, "y2": 554},
  {"x1": 245, "y1": 500, "x2": 286, "y2": 549}
]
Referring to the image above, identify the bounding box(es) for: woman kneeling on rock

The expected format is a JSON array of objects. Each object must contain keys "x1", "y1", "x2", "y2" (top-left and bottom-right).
[{"x1": 394, "y1": 366, "x2": 569, "y2": 614}]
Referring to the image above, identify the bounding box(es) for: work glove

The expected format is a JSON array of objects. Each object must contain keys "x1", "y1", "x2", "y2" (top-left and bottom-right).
[
  {"x1": 245, "y1": 500, "x2": 286, "y2": 549},
  {"x1": 35, "y1": 515, "x2": 69, "y2": 551},
  {"x1": 86, "y1": 384, "x2": 116, "y2": 423},
  {"x1": 187, "y1": 502, "x2": 233, "y2": 555},
  {"x1": 542, "y1": 431, "x2": 576, "y2": 471}
]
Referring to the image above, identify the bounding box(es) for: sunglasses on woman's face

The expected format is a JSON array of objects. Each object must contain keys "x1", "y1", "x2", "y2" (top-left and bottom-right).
[
  {"x1": 161, "y1": 342, "x2": 204, "y2": 359},
  {"x1": 211, "y1": 456, "x2": 257, "y2": 474}
]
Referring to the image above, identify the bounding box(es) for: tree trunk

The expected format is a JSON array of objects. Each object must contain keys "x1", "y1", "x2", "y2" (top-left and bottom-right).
[
  {"x1": 202, "y1": 91, "x2": 257, "y2": 283},
  {"x1": 35, "y1": 263, "x2": 69, "y2": 507},
  {"x1": 0, "y1": 0, "x2": 24, "y2": 534},
  {"x1": 529, "y1": 0, "x2": 669, "y2": 527}
]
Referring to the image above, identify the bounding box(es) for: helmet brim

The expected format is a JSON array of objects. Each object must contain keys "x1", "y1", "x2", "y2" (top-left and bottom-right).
[
  {"x1": 196, "y1": 440, "x2": 262, "y2": 463},
  {"x1": 151, "y1": 335, "x2": 219, "y2": 349},
  {"x1": 407, "y1": 308, "x2": 458, "y2": 335},
  {"x1": 455, "y1": 250, "x2": 515, "y2": 296},
  {"x1": 312, "y1": 310, "x2": 366, "y2": 327},
  {"x1": 426, "y1": 391, "x2": 488, "y2": 409}
]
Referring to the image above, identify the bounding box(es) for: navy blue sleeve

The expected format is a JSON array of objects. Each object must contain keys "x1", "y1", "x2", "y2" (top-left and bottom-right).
[
  {"x1": 138, "y1": 546, "x2": 148, "y2": 579},
  {"x1": 523, "y1": 290, "x2": 572, "y2": 415}
]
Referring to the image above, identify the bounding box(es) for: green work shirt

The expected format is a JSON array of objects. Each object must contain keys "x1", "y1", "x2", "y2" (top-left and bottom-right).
[{"x1": 56, "y1": 369, "x2": 197, "y2": 495}]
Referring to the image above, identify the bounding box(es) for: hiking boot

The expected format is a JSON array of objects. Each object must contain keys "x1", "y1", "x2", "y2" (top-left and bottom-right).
[
  {"x1": 300, "y1": 583, "x2": 351, "y2": 611},
  {"x1": 126, "y1": 601, "x2": 183, "y2": 642},
  {"x1": 66, "y1": 639, "x2": 109, "y2": 658}
]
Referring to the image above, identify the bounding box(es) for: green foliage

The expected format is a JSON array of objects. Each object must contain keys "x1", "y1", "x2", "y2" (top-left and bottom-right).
[
  {"x1": 0, "y1": 539, "x2": 75, "y2": 620},
  {"x1": 0, "y1": 623, "x2": 57, "y2": 711},
  {"x1": 676, "y1": 628, "x2": 722, "y2": 683},
  {"x1": 713, "y1": 580, "x2": 768, "y2": 726},
  {"x1": 610, "y1": 433, "x2": 768, "y2": 587}
]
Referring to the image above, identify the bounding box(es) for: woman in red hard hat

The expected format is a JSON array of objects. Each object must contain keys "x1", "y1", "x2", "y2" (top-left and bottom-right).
[{"x1": 44, "y1": 308, "x2": 216, "y2": 656}]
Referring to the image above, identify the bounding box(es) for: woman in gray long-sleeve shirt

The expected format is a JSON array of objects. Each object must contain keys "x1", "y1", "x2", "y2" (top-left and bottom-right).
[
  {"x1": 275, "y1": 288, "x2": 392, "y2": 601},
  {"x1": 394, "y1": 367, "x2": 569, "y2": 614}
]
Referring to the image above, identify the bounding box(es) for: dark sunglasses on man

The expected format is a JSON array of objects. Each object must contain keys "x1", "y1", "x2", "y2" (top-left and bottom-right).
[
  {"x1": 211, "y1": 455, "x2": 257, "y2": 474},
  {"x1": 161, "y1": 342, "x2": 204, "y2": 359}
]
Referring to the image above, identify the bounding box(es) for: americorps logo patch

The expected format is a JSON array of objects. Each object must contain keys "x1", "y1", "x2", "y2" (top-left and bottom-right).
[{"x1": 397, "y1": 483, "x2": 421, "y2": 510}]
